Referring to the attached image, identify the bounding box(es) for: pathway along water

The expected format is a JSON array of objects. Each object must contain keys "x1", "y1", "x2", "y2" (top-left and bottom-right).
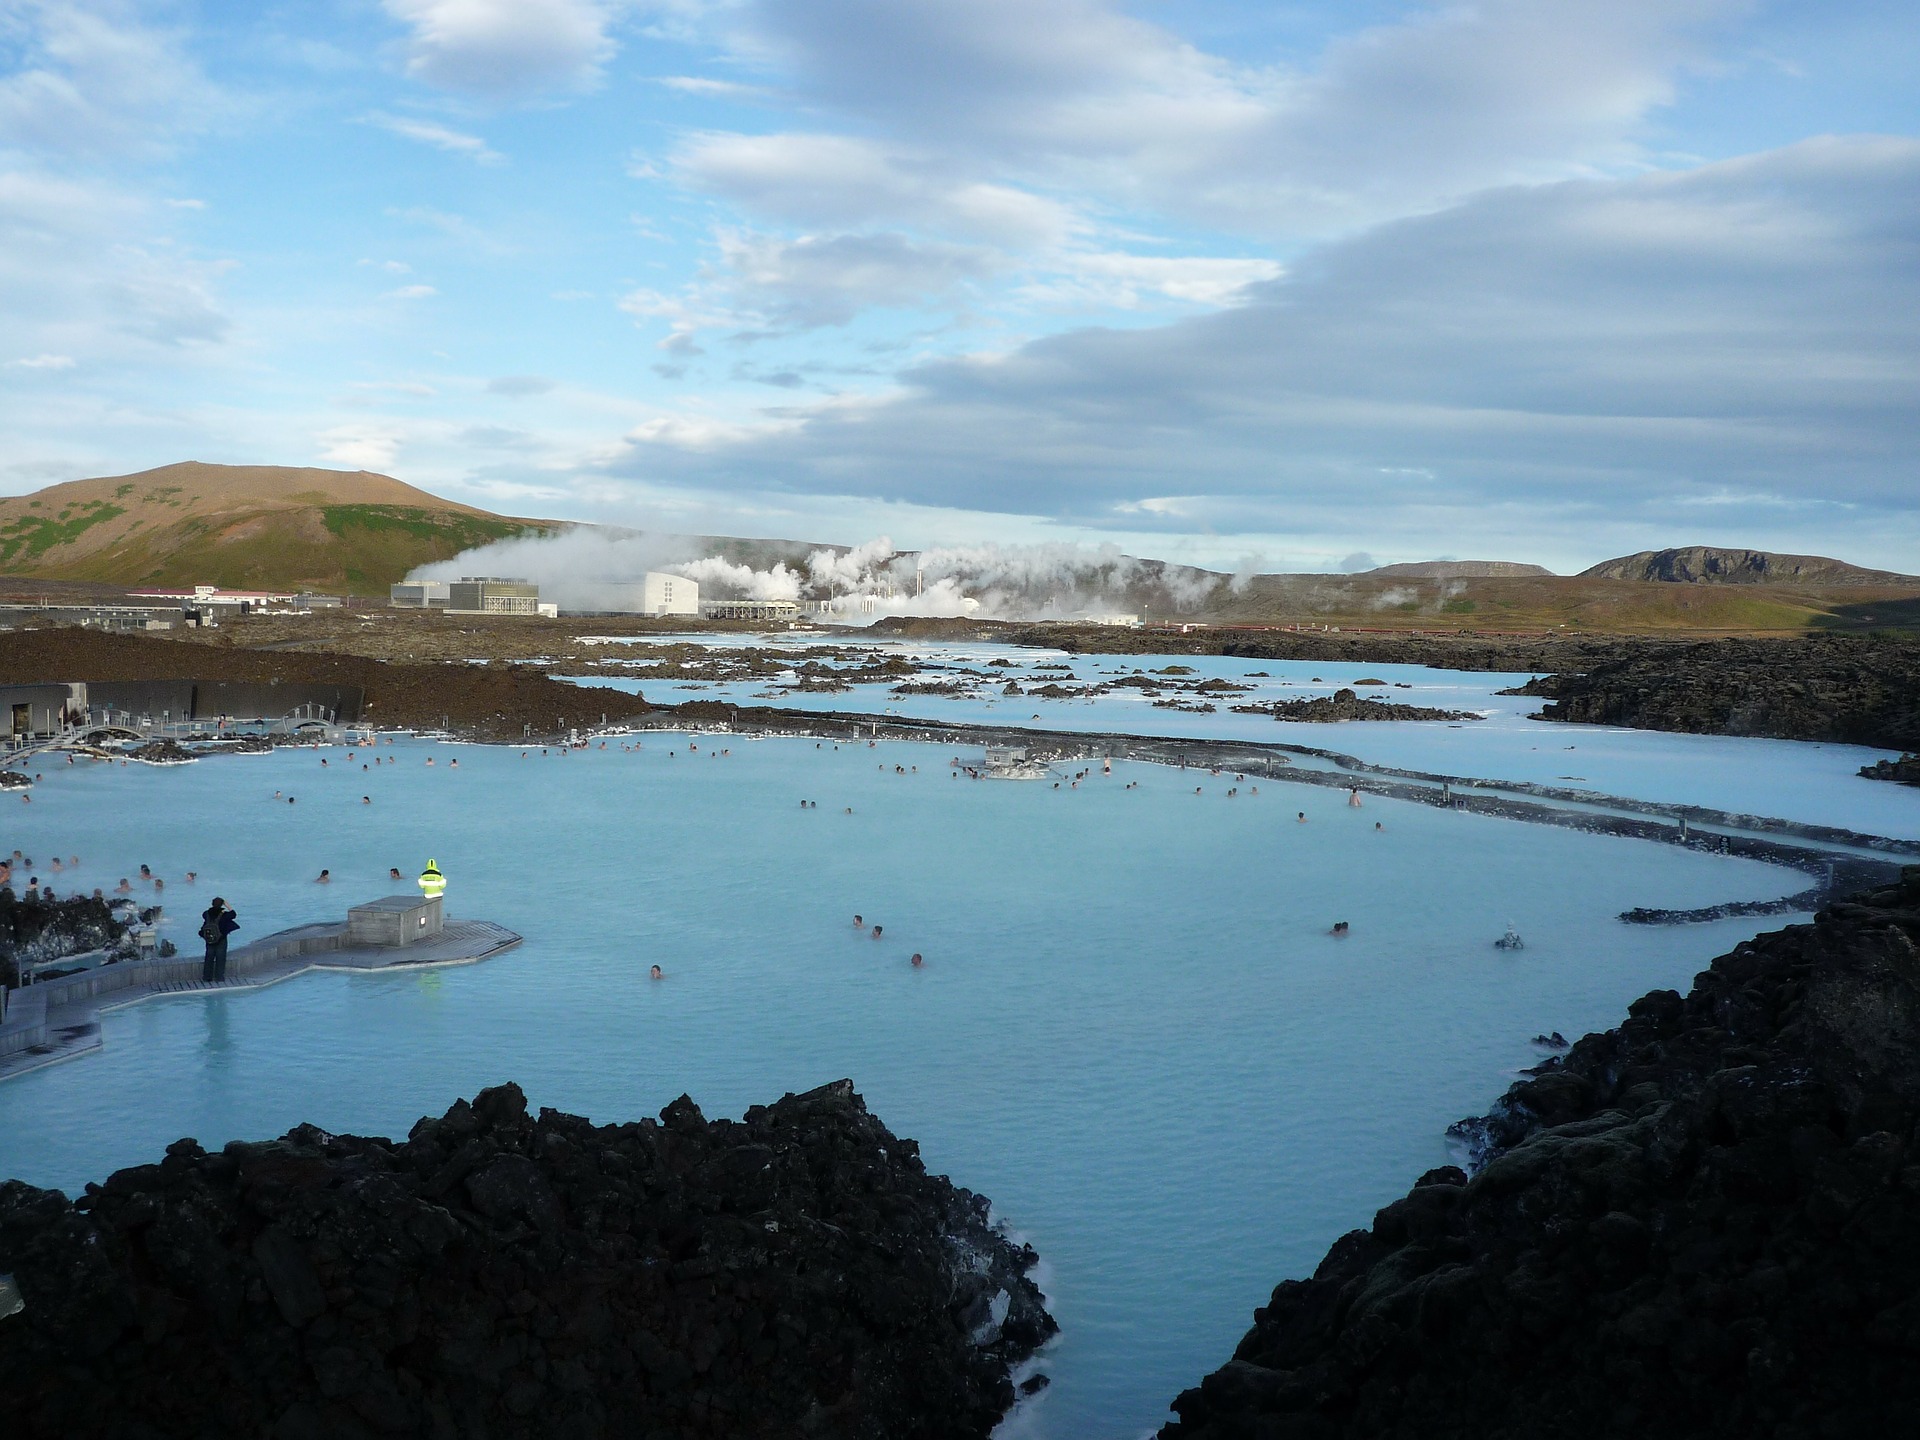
[{"x1": 637, "y1": 702, "x2": 1915, "y2": 904}]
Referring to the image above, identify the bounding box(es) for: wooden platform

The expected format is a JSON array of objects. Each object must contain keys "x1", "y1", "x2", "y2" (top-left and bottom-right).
[{"x1": 0, "y1": 916, "x2": 522, "y2": 1083}]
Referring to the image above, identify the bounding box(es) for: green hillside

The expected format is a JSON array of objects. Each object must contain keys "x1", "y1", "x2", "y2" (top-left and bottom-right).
[{"x1": 0, "y1": 463, "x2": 554, "y2": 595}]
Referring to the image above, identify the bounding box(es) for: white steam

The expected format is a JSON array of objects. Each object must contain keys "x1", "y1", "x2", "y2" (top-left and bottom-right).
[
  {"x1": 671, "y1": 556, "x2": 805, "y2": 601},
  {"x1": 410, "y1": 525, "x2": 1235, "y2": 621}
]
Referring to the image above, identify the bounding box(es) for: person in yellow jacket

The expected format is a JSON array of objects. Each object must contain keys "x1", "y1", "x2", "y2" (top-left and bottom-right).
[{"x1": 418, "y1": 859, "x2": 446, "y2": 900}]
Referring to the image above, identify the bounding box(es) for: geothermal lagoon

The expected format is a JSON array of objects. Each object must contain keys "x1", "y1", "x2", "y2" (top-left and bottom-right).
[{"x1": 1, "y1": 647, "x2": 1915, "y2": 1436}]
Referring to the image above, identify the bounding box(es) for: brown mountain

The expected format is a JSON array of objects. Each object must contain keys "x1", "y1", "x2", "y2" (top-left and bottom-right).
[
  {"x1": 1580, "y1": 546, "x2": 1916, "y2": 586},
  {"x1": 1364, "y1": 560, "x2": 1554, "y2": 579},
  {"x1": 0, "y1": 462, "x2": 554, "y2": 595}
]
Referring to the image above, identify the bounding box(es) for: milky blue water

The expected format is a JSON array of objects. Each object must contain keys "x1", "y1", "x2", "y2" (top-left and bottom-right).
[
  {"x1": 0, "y1": 727, "x2": 1823, "y2": 1435},
  {"x1": 562, "y1": 637, "x2": 1920, "y2": 840}
]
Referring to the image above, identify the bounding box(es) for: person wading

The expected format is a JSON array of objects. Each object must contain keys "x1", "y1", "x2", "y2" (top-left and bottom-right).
[{"x1": 199, "y1": 898, "x2": 238, "y2": 983}]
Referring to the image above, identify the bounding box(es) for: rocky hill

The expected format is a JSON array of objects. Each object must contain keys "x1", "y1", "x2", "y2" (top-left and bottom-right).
[
  {"x1": 1581, "y1": 547, "x2": 1916, "y2": 586},
  {"x1": 1364, "y1": 561, "x2": 1554, "y2": 579},
  {"x1": 1164, "y1": 868, "x2": 1920, "y2": 1440},
  {"x1": 0, "y1": 462, "x2": 553, "y2": 596}
]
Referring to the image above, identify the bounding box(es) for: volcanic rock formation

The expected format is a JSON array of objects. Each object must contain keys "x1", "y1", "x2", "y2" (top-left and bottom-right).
[
  {"x1": 1860, "y1": 753, "x2": 1920, "y2": 785},
  {"x1": 0, "y1": 890, "x2": 128, "y2": 986},
  {"x1": 0, "y1": 1080, "x2": 1054, "y2": 1439},
  {"x1": 1162, "y1": 868, "x2": 1920, "y2": 1440},
  {"x1": 1230, "y1": 688, "x2": 1482, "y2": 723},
  {"x1": 1516, "y1": 635, "x2": 1920, "y2": 751}
]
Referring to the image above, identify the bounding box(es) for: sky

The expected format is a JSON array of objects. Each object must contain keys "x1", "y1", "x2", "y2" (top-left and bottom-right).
[{"x1": 1, "y1": 0, "x2": 1917, "y2": 574}]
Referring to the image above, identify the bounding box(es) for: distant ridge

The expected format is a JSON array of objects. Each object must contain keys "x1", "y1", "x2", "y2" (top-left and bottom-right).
[
  {"x1": 0, "y1": 462, "x2": 554, "y2": 595},
  {"x1": 1581, "y1": 546, "x2": 1917, "y2": 586},
  {"x1": 1364, "y1": 560, "x2": 1554, "y2": 579}
]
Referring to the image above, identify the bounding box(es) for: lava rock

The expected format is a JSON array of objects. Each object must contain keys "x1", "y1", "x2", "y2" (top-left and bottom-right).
[
  {"x1": 1860, "y1": 753, "x2": 1920, "y2": 785},
  {"x1": 1163, "y1": 866, "x2": 1920, "y2": 1440},
  {"x1": 128, "y1": 738, "x2": 197, "y2": 764},
  {"x1": 1517, "y1": 635, "x2": 1920, "y2": 750},
  {"x1": 0, "y1": 889, "x2": 127, "y2": 984},
  {"x1": 0, "y1": 1079, "x2": 1054, "y2": 1439},
  {"x1": 1229, "y1": 688, "x2": 1481, "y2": 723}
]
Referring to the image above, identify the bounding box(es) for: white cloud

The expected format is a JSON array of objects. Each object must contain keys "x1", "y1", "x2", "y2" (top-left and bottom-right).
[
  {"x1": 389, "y1": 205, "x2": 511, "y2": 253},
  {"x1": 1022, "y1": 251, "x2": 1281, "y2": 309},
  {"x1": 385, "y1": 283, "x2": 439, "y2": 298},
  {"x1": 658, "y1": 75, "x2": 771, "y2": 100},
  {"x1": 1112, "y1": 496, "x2": 1193, "y2": 517},
  {"x1": 0, "y1": 0, "x2": 223, "y2": 160},
  {"x1": 713, "y1": 228, "x2": 993, "y2": 328},
  {"x1": 623, "y1": 413, "x2": 804, "y2": 451},
  {"x1": 317, "y1": 426, "x2": 404, "y2": 470},
  {"x1": 8, "y1": 353, "x2": 75, "y2": 370},
  {"x1": 384, "y1": 0, "x2": 618, "y2": 98},
  {"x1": 0, "y1": 168, "x2": 231, "y2": 355},
  {"x1": 734, "y1": 0, "x2": 1745, "y2": 238},
  {"x1": 660, "y1": 131, "x2": 1281, "y2": 332},
  {"x1": 617, "y1": 286, "x2": 721, "y2": 351},
  {"x1": 617, "y1": 223, "x2": 1002, "y2": 341},
  {"x1": 365, "y1": 112, "x2": 505, "y2": 164},
  {"x1": 674, "y1": 131, "x2": 1075, "y2": 247}
]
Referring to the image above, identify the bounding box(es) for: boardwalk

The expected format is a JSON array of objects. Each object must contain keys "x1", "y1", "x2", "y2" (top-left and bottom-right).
[{"x1": 0, "y1": 917, "x2": 521, "y2": 1083}]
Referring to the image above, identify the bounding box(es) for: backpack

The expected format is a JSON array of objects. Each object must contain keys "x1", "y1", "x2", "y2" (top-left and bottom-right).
[{"x1": 199, "y1": 914, "x2": 223, "y2": 942}]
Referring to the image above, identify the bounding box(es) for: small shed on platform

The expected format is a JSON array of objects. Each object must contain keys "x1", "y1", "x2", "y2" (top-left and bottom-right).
[{"x1": 347, "y1": 894, "x2": 444, "y2": 948}]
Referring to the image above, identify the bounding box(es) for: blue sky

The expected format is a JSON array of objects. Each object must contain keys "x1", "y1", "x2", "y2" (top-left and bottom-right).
[{"x1": 2, "y1": 0, "x2": 1916, "y2": 572}]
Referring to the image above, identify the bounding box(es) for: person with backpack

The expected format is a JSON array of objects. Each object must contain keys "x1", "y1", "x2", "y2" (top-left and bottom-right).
[{"x1": 200, "y1": 898, "x2": 238, "y2": 983}]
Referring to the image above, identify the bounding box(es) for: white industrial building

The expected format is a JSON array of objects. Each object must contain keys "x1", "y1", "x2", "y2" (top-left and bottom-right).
[{"x1": 641, "y1": 572, "x2": 699, "y2": 616}]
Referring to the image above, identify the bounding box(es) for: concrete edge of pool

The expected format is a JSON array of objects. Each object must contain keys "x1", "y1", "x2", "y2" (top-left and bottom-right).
[{"x1": 0, "y1": 911, "x2": 522, "y2": 1083}]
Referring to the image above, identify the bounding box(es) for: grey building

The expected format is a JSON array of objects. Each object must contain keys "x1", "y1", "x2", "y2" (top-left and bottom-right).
[
  {"x1": 0, "y1": 684, "x2": 82, "y2": 740},
  {"x1": 447, "y1": 577, "x2": 540, "y2": 615},
  {"x1": 701, "y1": 599, "x2": 801, "y2": 622},
  {"x1": 390, "y1": 580, "x2": 450, "y2": 608}
]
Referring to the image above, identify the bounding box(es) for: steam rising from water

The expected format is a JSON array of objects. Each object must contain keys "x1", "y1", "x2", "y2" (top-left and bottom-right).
[{"x1": 412, "y1": 526, "x2": 1235, "y2": 621}]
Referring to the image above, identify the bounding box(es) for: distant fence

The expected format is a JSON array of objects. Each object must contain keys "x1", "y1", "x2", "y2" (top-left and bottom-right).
[{"x1": 84, "y1": 681, "x2": 364, "y2": 724}]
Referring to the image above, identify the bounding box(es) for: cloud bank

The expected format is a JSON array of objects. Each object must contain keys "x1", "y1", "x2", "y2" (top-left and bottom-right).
[{"x1": 609, "y1": 135, "x2": 1920, "y2": 552}]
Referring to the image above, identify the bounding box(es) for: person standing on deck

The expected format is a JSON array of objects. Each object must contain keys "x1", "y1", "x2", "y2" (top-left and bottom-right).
[
  {"x1": 418, "y1": 859, "x2": 446, "y2": 901},
  {"x1": 200, "y1": 898, "x2": 238, "y2": 983}
]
